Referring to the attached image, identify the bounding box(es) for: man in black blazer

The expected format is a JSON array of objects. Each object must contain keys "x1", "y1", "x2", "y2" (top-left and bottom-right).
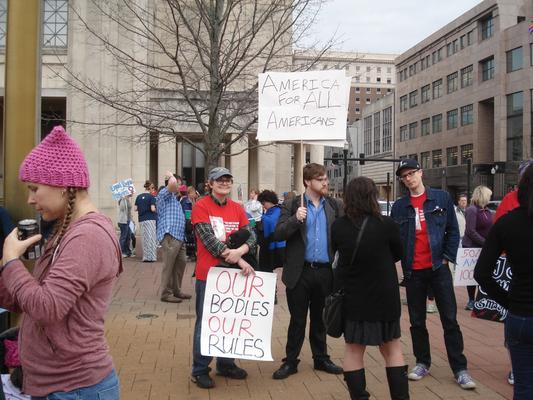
[{"x1": 272, "y1": 163, "x2": 343, "y2": 379}]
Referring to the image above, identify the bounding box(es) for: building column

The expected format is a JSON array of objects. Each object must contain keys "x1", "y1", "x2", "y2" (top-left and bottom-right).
[
  {"x1": 294, "y1": 143, "x2": 304, "y2": 194},
  {"x1": 257, "y1": 145, "x2": 276, "y2": 190},
  {"x1": 309, "y1": 144, "x2": 324, "y2": 164},
  {"x1": 229, "y1": 135, "x2": 248, "y2": 201},
  {"x1": 3, "y1": 0, "x2": 41, "y2": 221},
  {"x1": 158, "y1": 138, "x2": 176, "y2": 187}
]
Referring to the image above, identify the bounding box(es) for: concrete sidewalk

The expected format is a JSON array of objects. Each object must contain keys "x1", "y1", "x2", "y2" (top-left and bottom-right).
[{"x1": 107, "y1": 257, "x2": 513, "y2": 400}]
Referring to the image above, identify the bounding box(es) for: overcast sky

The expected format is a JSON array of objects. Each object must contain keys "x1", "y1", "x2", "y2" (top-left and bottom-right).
[{"x1": 305, "y1": 0, "x2": 484, "y2": 54}]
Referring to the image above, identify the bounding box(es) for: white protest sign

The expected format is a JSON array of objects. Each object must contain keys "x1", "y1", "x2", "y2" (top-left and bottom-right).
[
  {"x1": 110, "y1": 178, "x2": 136, "y2": 200},
  {"x1": 453, "y1": 247, "x2": 481, "y2": 286},
  {"x1": 201, "y1": 267, "x2": 277, "y2": 361},
  {"x1": 257, "y1": 70, "x2": 350, "y2": 142}
]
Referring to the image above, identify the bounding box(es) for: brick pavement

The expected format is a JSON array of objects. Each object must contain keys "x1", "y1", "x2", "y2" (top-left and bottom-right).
[{"x1": 107, "y1": 256, "x2": 513, "y2": 400}]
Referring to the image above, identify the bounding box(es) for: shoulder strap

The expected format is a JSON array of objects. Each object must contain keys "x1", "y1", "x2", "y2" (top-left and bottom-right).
[{"x1": 349, "y1": 216, "x2": 369, "y2": 265}]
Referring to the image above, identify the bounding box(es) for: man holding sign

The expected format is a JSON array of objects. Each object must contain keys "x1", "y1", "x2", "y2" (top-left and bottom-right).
[
  {"x1": 190, "y1": 167, "x2": 257, "y2": 389},
  {"x1": 272, "y1": 163, "x2": 343, "y2": 380}
]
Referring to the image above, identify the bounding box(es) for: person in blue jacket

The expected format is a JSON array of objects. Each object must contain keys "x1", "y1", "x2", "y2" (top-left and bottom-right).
[{"x1": 257, "y1": 190, "x2": 286, "y2": 273}]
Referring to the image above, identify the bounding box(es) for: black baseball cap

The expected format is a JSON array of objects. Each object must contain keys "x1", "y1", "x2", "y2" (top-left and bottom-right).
[{"x1": 396, "y1": 158, "x2": 421, "y2": 176}]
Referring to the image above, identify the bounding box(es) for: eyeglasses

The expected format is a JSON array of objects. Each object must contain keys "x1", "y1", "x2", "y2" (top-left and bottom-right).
[
  {"x1": 215, "y1": 177, "x2": 233, "y2": 184},
  {"x1": 400, "y1": 169, "x2": 420, "y2": 180}
]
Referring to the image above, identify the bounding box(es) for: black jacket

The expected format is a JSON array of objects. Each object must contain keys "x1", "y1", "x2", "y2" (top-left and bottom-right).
[{"x1": 273, "y1": 196, "x2": 343, "y2": 289}]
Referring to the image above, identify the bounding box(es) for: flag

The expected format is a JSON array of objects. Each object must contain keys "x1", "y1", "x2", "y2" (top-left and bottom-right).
[{"x1": 529, "y1": 22, "x2": 533, "y2": 34}]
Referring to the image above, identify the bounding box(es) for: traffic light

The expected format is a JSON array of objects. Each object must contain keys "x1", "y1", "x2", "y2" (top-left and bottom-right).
[{"x1": 359, "y1": 153, "x2": 365, "y2": 165}]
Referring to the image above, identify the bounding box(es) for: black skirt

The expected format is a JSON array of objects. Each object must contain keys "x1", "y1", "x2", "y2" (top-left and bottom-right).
[{"x1": 343, "y1": 319, "x2": 401, "y2": 346}]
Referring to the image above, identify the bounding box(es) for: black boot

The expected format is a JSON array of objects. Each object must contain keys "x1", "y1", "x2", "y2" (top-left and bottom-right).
[
  {"x1": 343, "y1": 369, "x2": 370, "y2": 400},
  {"x1": 386, "y1": 365, "x2": 410, "y2": 400}
]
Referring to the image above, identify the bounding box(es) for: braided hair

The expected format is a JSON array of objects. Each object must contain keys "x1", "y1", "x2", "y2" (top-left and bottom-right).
[{"x1": 52, "y1": 187, "x2": 77, "y2": 250}]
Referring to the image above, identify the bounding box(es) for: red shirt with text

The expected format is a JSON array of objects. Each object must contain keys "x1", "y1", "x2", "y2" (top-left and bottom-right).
[{"x1": 410, "y1": 192, "x2": 432, "y2": 270}]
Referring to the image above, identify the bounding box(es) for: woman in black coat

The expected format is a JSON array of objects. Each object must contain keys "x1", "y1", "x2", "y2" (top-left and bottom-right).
[{"x1": 332, "y1": 177, "x2": 408, "y2": 400}]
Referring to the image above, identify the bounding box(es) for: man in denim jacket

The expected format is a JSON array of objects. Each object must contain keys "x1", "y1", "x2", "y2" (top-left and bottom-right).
[{"x1": 390, "y1": 159, "x2": 476, "y2": 390}]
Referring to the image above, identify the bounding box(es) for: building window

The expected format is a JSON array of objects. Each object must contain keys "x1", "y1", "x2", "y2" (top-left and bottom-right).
[
  {"x1": 355, "y1": 107, "x2": 360, "y2": 113},
  {"x1": 481, "y1": 15, "x2": 494, "y2": 40},
  {"x1": 460, "y1": 35, "x2": 465, "y2": 49},
  {"x1": 366, "y1": 98, "x2": 371, "y2": 104},
  {"x1": 366, "y1": 88, "x2": 372, "y2": 94},
  {"x1": 387, "y1": 78, "x2": 391, "y2": 84},
  {"x1": 43, "y1": 0, "x2": 69, "y2": 48},
  {"x1": 421, "y1": 118, "x2": 430, "y2": 136},
  {"x1": 400, "y1": 95, "x2": 408, "y2": 112},
  {"x1": 377, "y1": 67, "x2": 381, "y2": 73},
  {"x1": 461, "y1": 65, "x2": 473, "y2": 88},
  {"x1": 447, "y1": 147, "x2": 458, "y2": 166},
  {"x1": 377, "y1": 88, "x2": 381, "y2": 94},
  {"x1": 382, "y1": 107, "x2": 392, "y2": 152},
  {"x1": 355, "y1": 97, "x2": 360, "y2": 104},
  {"x1": 420, "y1": 151, "x2": 430, "y2": 169},
  {"x1": 366, "y1": 66, "x2": 371, "y2": 72},
  {"x1": 399, "y1": 125, "x2": 408, "y2": 142},
  {"x1": 409, "y1": 90, "x2": 418, "y2": 108},
  {"x1": 355, "y1": 76, "x2": 360, "y2": 82},
  {"x1": 376, "y1": 77, "x2": 381, "y2": 83},
  {"x1": 432, "y1": 79, "x2": 443, "y2": 99},
  {"x1": 409, "y1": 122, "x2": 417, "y2": 140},
  {"x1": 366, "y1": 76, "x2": 371, "y2": 82},
  {"x1": 481, "y1": 56, "x2": 494, "y2": 81},
  {"x1": 447, "y1": 72, "x2": 458, "y2": 94},
  {"x1": 355, "y1": 87, "x2": 360, "y2": 93},
  {"x1": 447, "y1": 109, "x2": 458, "y2": 129},
  {"x1": 461, "y1": 144, "x2": 473, "y2": 164},
  {"x1": 447, "y1": 43, "x2": 453, "y2": 57},
  {"x1": 467, "y1": 30, "x2": 473, "y2": 45},
  {"x1": 373, "y1": 112, "x2": 381, "y2": 154},
  {"x1": 432, "y1": 149, "x2": 442, "y2": 168},
  {"x1": 387, "y1": 88, "x2": 392, "y2": 93},
  {"x1": 507, "y1": 91, "x2": 524, "y2": 161},
  {"x1": 0, "y1": 0, "x2": 5, "y2": 47},
  {"x1": 461, "y1": 104, "x2": 473, "y2": 126},
  {"x1": 364, "y1": 116, "x2": 372, "y2": 155},
  {"x1": 421, "y1": 84, "x2": 430, "y2": 103},
  {"x1": 437, "y1": 47, "x2": 443, "y2": 62},
  {"x1": 432, "y1": 114, "x2": 442, "y2": 133},
  {"x1": 506, "y1": 47, "x2": 523, "y2": 72}
]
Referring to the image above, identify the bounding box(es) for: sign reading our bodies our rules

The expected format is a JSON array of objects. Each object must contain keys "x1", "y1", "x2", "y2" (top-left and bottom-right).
[
  {"x1": 257, "y1": 70, "x2": 351, "y2": 141},
  {"x1": 201, "y1": 267, "x2": 277, "y2": 361}
]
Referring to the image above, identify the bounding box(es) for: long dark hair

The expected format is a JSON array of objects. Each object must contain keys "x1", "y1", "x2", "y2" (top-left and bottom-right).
[
  {"x1": 343, "y1": 177, "x2": 381, "y2": 222},
  {"x1": 517, "y1": 163, "x2": 533, "y2": 217}
]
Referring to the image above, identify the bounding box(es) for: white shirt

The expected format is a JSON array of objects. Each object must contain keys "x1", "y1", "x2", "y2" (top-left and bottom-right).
[{"x1": 1, "y1": 374, "x2": 30, "y2": 400}]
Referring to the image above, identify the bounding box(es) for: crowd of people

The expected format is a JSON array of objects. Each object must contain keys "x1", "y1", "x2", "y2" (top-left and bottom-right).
[{"x1": 1, "y1": 125, "x2": 532, "y2": 400}]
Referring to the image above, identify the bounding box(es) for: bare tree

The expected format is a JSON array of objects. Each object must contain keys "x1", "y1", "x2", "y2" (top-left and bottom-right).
[{"x1": 61, "y1": 0, "x2": 334, "y2": 176}]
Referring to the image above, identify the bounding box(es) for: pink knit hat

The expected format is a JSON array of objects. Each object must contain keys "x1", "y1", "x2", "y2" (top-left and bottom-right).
[{"x1": 19, "y1": 125, "x2": 90, "y2": 188}]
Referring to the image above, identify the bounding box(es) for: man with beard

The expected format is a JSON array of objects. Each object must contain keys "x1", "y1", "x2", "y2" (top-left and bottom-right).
[{"x1": 272, "y1": 163, "x2": 343, "y2": 379}]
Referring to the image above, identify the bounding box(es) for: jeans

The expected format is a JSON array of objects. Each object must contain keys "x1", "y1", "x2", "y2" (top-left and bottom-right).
[
  {"x1": 505, "y1": 313, "x2": 533, "y2": 400},
  {"x1": 31, "y1": 369, "x2": 119, "y2": 400},
  {"x1": 118, "y1": 223, "x2": 131, "y2": 256},
  {"x1": 192, "y1": 279, "x2": 236, "y2": 376},
  {"x1": 405, "y1": 266, "x2": 467, "y2": 374},
  {"x1": 284, "y1": 266, "x2": 332, "y2": 364}
]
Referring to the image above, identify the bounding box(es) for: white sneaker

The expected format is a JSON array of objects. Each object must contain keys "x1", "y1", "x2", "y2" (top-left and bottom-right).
[
  {"x1": 408, "y1": 364, "x2": 429, "y2": 380},
  {"x1": 456, "y1": 371, "x2": 476, "y2": 390},
  {"x1": 427, "y1": 303, "x2": 438, "y2": 313}
]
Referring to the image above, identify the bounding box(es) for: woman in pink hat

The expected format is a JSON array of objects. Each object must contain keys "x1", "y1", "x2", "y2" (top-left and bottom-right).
[{"x1": 0, "y1": 126, "x2": 122, "y2": 399}]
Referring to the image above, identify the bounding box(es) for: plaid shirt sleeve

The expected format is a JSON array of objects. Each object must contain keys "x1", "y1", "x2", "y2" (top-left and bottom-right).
[
  {"x1": 242, "y1": 224, "x2": 257, "y2": 256},
  {"x1": 195, "y1": 222, "x2": 227, "y2": 257}
]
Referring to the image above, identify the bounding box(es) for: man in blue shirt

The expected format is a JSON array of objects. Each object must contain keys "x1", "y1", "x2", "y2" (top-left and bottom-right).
[
  {"x1": 272, "y1": 163, "x2": 343, "y2": 379},
  {"x1": 156, "y1": 171, "x2": 190, "y2": 303}
]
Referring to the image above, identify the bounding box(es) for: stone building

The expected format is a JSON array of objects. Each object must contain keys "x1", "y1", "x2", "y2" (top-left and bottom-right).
[{"x1": 395, "y1": 0, "x2": 533, "y2": 200}]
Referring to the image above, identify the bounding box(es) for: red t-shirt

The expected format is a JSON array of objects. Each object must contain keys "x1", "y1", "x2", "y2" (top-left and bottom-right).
[
  {"x1": 494, "y1": 190, "x2": 519, "y2": 223},
  {"x1": 410, "y1": 192, "x2": 432, "y2": 270},
  {"x1": 191, "y1": 196, "x2": 249, "y2": 281}
]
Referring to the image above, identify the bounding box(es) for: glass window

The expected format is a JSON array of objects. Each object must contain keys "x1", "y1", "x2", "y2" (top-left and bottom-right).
[
  {"x1": 43, "y1": 0, "x2": 69, "y2": 48},
  {"x1": 447, "y1": 109, "x2": 458, "y2": 129},
  {"x1": 447, "y1": 43, "x2": 453, "y2": 57},
  {"x1": 376, "y1": 88, "x2": 381, "y2": 94},
  {"x1": 409, "y1": 122, "x2": 417, "y2": 140},
  {"x1": 460, "y1": 35, "x2": 465, "y2": 49},
  {"x1": 437, "y1": 47, "x2": 443, "y2": 61},
  {"x1": 461, "y1": 65, "x2": 473, "y2": 88},
  {"x1": 0, "y1": 0, "x2": 6, "y2": 47},
  {"x1": 507, "y1": 91, "x2": 523, "y2": 161},
  {"x1": 382, "y1": 107, "x2": 392, "y2": 152},
  {"x1": 409, "y1": 90, "x2": 418, "y2": 108},
  {"x1": 373, "y1": 112, "x2": 381, "y2": 154},
  {"x1": 447, "y1": 72, "x2": 458, "y2": 94},
  {"x1": 461, "y1": 144, "x2": 473, "y2": 164},
  {"x1": 467, "y1": 30, "x2": 473, "y2": 45},
  {"x1": 420, "y1": 151, "x2": 430, "y2": 169},
  {"x1": 399, "y1": 125, "x2": 408, "y2": 142},
  {"x1": 506, "y1": 47, "x2": 523, "y2": 72},
  {"x1": 364, "y1": 116, "x2": 373, "y2": 155},
  {"x1": 421, "y1": 118, "x2": 430, "y2": 136},
  {"x1": 461, "y1": 104, "x2": 474, "y2": 126},
  {"x1": 481, "y1": 56, "x2": 495, "y2": 81},
  {"x1": 366, "y1": 76, "x2": 371, "y2": 83},
  {"x1": 366, "y1": 98, "x2": 371, "y2": 104},
  {"x1": 387, "y1": 78, "x2": 391, "y2": 84},
  {"x1": 366, "y1": 66, "x2": 371, "y2": 72},
  {"x1": 481, "y1": 15, "x2": 494, "y2": 40},
  {"x1": 355, "y1": 97, "x2": 360, "y2": 103},
  {"x1": 366, "y1": 88, "x2": 372, "y2": 94},
  {"x1": 432, "y1": 149, "x2": 442, "y2": 168},
  {"x1": 432, "y1": 114, "x2": 442, "y2": 133},
  {"x1": 400, "y1": 95, "x2": 408, "y2": 112},
  {"x1": 447, "y1": 147, "x2": 458, "y2": 166},
  {"x1": 421, "y1": 85, "x2": 430, "y2": 103},
  {"x1": 432, "y1": 79, "x2": 443, "y2": 99},
  {"x1": 355, "y1": 87, "x2": 360, "y2": 93}
]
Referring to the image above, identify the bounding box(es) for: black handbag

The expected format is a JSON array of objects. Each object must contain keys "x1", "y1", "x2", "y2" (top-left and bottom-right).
[{"x1": 323, "y1": 217, "x2": 368, "y2": 338}]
